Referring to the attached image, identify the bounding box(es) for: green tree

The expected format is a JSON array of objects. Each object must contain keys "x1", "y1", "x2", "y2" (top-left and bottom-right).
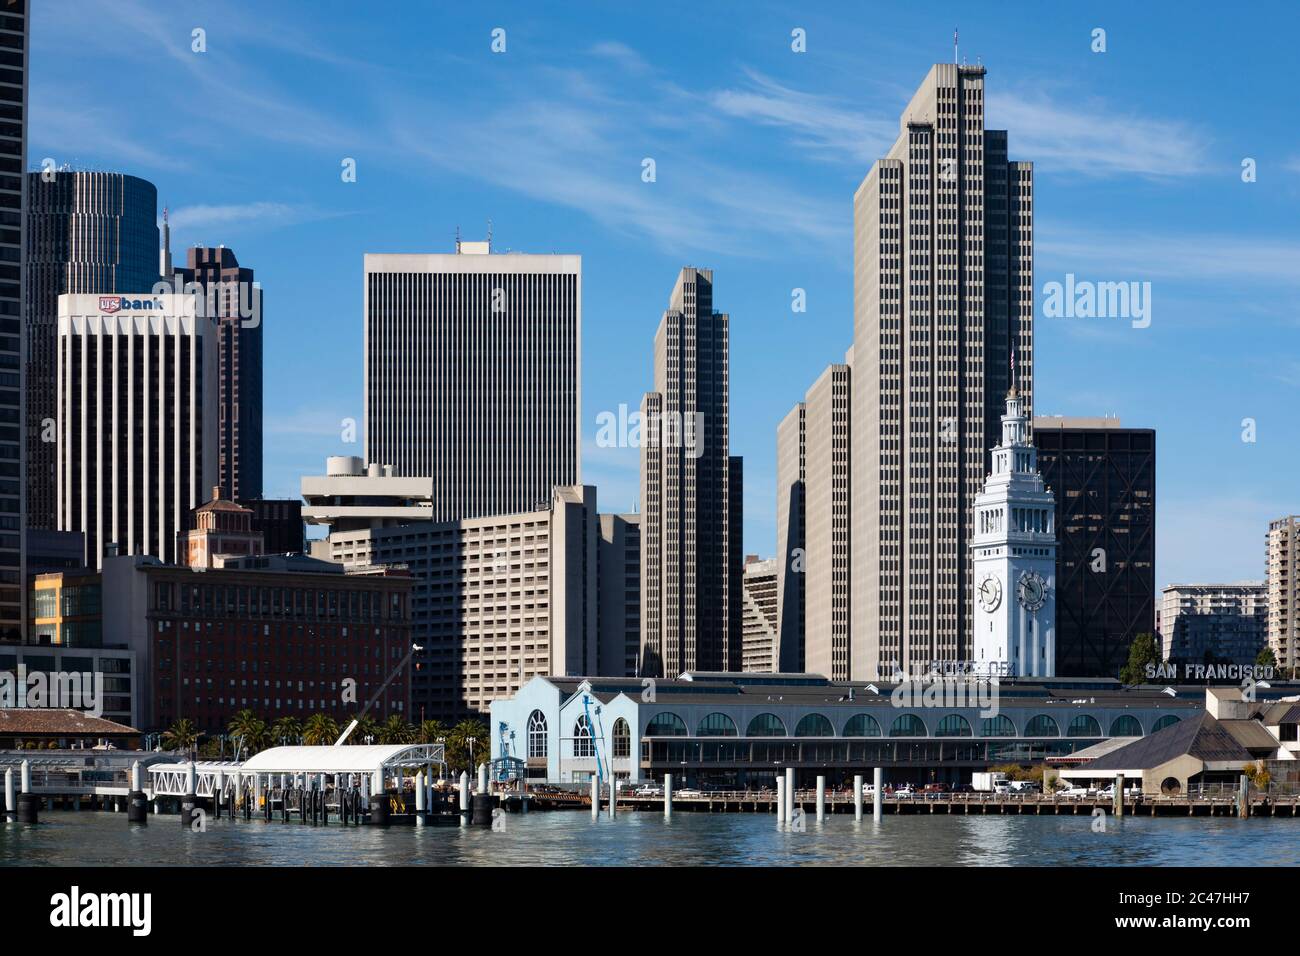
[
  {"x1": 302, "y1": 713, "x2": 340, "y2": 746},
  {"x1": 418, "y1": 719, "x2": 447, "y2": 745},
  {"x1": 227, "y1": 709, "x2": 269, "y2": 757},
  {"x1": 161, "y1": 718, "x2": 199, "y2": 753},
  {"x1": 270, "y1": 716, "x2": 303, "y2": 746},
  {"x1": 445, "y1": 719, "x2": 489, "y2": 775},
  {"x1": 378, "y1": 715, "x2": 416, "y2": 745},
  {"x1": 1256, "y1": 646, "x2": 1278, "y2": 670},
  {"x1": 1120, "y1": 632, "x2": 1161, "y2": 685},
  {"x1": 346, "y1": 713, "x2": 380, "y2": 745}
]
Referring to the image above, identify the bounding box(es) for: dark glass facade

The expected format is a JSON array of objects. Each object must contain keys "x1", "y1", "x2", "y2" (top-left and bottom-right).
[
  {"x1": 0, "y1": 3, "x2": 24, "y2": 641},
  {"x1": 1033, "y1": 425, "x2": 1156, "y2": 678}
]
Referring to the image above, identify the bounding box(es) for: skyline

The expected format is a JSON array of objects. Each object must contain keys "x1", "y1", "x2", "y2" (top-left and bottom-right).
[{"x1": 28, "y1": 0, "x2": 1300, "y2": 592}]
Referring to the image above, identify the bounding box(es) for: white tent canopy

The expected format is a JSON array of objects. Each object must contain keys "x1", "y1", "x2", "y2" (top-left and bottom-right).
[{"x1": 237, "y1": 744, "x2": 444, "y2": 775}]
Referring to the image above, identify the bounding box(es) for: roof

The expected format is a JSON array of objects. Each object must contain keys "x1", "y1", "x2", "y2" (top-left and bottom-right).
[
  {"x1": 234, "y1": 744, "x2": 442, "y2": 774},
  {"x1": 1049, "y1": 736, "x2": 1140, "y2": 765},
  {"x1": 0, "y1": 709, "x2": 139, "y2": 735},
  {"x1": 1079, "y1": 712, "x2": 1253, "y2": 771},
  {"x1": 1220, "y1": 719, "x2": 1282, "y2": 752}
]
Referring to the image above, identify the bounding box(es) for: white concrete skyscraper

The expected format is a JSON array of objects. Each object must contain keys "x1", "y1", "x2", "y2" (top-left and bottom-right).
[
  {"x1": 640, "y1": 267, "x2": 740, "y2": 677},
  {"x1": 364, "y1": 240, "x2": 580, "y2": 523},
  {"x1": 851, "y1": 63, "x2": 1034, "y2": 678},
  {"x1": 57, "y1": 293, "x2": 218, "y2": 568}
]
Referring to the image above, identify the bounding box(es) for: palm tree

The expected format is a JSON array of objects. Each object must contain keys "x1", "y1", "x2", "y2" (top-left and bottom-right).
[
  {"x1": 445, "y1": 718, "x2": 489, "y2": 775},
  {"x1": 270, "y1": 716, "x2": 303, "y2": 746},
  {"x1": 378, "y1": 714, "x2": 415, "y2": 745},
  {"x1": 418, "y1": 719, "x2": 446, "y2": 745},
  {"x1": 347, "y1": 713, "x2": 380, "y2": 745},
  {"x1": 302, "y1": 713, "x2": 340, "y2": 746},
  {"x1": 161, "y1": 718, "x2": 199, "y2": 752},
  {"x1": 227, "y1": 709, "x2": 269, "y2": 758}
]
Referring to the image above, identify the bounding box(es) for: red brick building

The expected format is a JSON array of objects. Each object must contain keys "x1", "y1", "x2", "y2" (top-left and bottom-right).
[{"x1": 103, "y1": 554, "x2": 414, "y2": 733}]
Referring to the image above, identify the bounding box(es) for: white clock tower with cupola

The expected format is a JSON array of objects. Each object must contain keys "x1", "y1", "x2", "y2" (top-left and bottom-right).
[{"x1": 972, "y1": 372, "x2": 1057, "y2": 677}]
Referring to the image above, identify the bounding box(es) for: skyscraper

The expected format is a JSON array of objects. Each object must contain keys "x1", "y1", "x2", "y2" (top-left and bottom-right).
[
  {"x1": 0, "y1": 5, "x2": 26, "y2": 641},
  {"x1": 364, "y1": 240, "x2": 580, "y2": 523},
  {"x1": 1032, "y1": 416, "x2": 1156, "y2": 677},
  {"x1": 166, "y1": 231, "x2": 263, "y2": 501},
  {"x1": 1267, "y1": 515, "x2": 1300, "y2": 671},
  {"x1": 851, "y1": 63, "x2": 1033, "y2": 678},
  {"x1": 26, "y1": 171, "x2": 160, "y2": 533},
  {"x1": 57, "y1": 294, "x2": 217, "y2": 568},
  {"x1": 774, "y1": 402, "x2": 805, "y2": 672},
  {"x1": 640, "y1": 267, "x2": 738, "y2": 677},
  {"x1": 803, "y1": 363, "x2": 852, "y2": 679}
]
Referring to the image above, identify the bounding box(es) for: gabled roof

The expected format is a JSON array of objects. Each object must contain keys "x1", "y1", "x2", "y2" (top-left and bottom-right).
[
  {"x1": 1080, "y1": 712, "x2": 1252, "y2": 771},
  {"x1": 0, "y1": 709, "x2": 139, "y2": 735}
]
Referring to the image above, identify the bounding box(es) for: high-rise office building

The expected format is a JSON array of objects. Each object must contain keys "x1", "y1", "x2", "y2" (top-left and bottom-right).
[
  {"x1": 774, "y1": 403, "x2": 805, "y2": 672},
  {"x1": 1032, "y1": 416, "x2": 1155, "y2": 677},
  {"x1": 26, "y1": 171, "x2": 160, "y2": 534},
  {"x1": 597, "y1": 512, "x2": 640, "y2": 678},
  {"x1": 740, "y1": 556, "x2": 779, "y2": 672},
  {"x1": 0, "y1": 6, "x2": 27, "y2": 641},
  {"x1": 803, "y1": 364, "x2": 852, "y2": 679},
  {"x1": 56, "y1": 294, "x2": 217, "y2": 568},
  {"x1": 639, "y1": 267, "x2": 737, "y2": 677},
  {"x1": 1267, "y1": 515, "x2": 1299, "y2": 671},
  {"x1": 363, "y1": 241, "x2": 580, "y2": 523},
  {"x1": 166, "y1": 232, "x2": 263, "y2": 502},
  {"x1": 851, "y1": 63, "x2": 1033, "y2": 678},
  {"x1": 1159, "y1": 583, "x2": 1267, "y2": 666}
]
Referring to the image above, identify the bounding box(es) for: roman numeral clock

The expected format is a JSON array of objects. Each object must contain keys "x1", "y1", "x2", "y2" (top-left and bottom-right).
[{"x1": 971, "y1": 386, "x2": 1057, "y2": 677}]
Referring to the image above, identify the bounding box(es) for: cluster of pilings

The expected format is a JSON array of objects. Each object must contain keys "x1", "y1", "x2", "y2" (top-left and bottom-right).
[{"x1": 2, "y1": 761, "x2": 41, "y2": 824}]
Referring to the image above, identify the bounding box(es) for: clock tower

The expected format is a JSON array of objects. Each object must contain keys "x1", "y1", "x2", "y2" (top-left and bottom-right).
[{"x1": 972, "y1": 375, "x2": 1057, "y2": 677}]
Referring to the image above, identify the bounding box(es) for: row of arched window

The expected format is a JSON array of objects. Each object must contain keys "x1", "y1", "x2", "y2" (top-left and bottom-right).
[{"x1": 524, "y1": 709, "x2": 1178, "y2": 758}]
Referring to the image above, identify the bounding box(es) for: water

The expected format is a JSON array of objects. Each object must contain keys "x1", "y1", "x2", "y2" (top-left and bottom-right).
[{"x1": 4, "y1": 811, "x2": 1299, "y2": 866}]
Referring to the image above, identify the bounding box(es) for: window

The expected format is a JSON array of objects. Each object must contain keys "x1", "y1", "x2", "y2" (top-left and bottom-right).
[
  {"x1": 842, "y1": 714, "x2": 882, "y2": 737},
  {"x1": 935, "y1": 714, "x2": 972, "y2": 737},
  {"x1": 889, "y1": 714, "x2": 927, "y2": 737},
  {"x1": 1151, "y1": 714, "x2": 1181, "y2": 733},
  {"x1": 1108, "y1": 715, "x2": 1142, "y2": 737},
  {"x1": 981, "y1": 714, "x2": 1016, "y2": 737},
  {"x1": 697, "y1": 713, "x2": 738, "y2": 737},
  {"x1": 644, "y1": 712, "x2": 688, "y2": 737},
  {"x1": 794, "y1": 713, "x2": 834, "y2": 737},
  {"x1": 572, "y1": 715, "x2": 594, "y2": 757},
  {"x1": 1068, "y1": 715, "x2": 1102, "y2": 737},
  {"x1": 1024, "y1": 715, "x2": 1059, "y2": 737},
  {"x1": 745, "y1": 713, "x2": 787, "y2": 737},
  {"x1": 612, "y1": 718, "x2": 631, "y2": 758},
  {"x1": 527, "y1": 710, "x2": 547, "y2": 758}
]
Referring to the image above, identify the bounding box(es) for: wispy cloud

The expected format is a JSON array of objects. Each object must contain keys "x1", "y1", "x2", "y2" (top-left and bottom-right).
[
  {"x1": 167, "y1": 201, "x2": 345, "y2": 235},
  {"x1": 988, "y1": 92, "x2": 1211, "y2": 178},
  {"x1": 710, "y1": 69, "x2": 897, "y2": 165}
]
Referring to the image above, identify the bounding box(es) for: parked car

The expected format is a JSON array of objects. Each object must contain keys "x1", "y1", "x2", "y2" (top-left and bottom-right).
[
  {"x1": 634, "y1": 784, "x2": 664, "y2": 797},
  {"x1": 951, "y1": 783, "x2": 974, "y2": 794},
  {"x1": 1060, "y1": 785, "x2": 1092, "y2": 798},
  {"x1": 921, "y1": 783, "x2": 949, "y2": 799},
  {"x1": 893, "y1": 785, "x2": 916, "y2": 799}
]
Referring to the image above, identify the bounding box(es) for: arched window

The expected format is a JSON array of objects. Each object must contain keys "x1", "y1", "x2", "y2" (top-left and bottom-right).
[
  {"x1": 697, "y1": 713, "x2": 738, "y2": 737},
  {"x1": 889, "y1": 714, "x2": 927, "y2": 737},
  {"x1": 1109, "y1": 715, "x2": 1142, "y2": 737},
  {"x1": 795, "y1": 713, "x2": 834, "y2": 737},
  {"x1": 527, "y1": 710, "x2": 548, "y2": 758},
  {"x1": 572, "y1": 715, "x2": 594, "y2": 757},
  {"x1": 1067, "y1": 714, "x2": 1102, "y2": 738},
  {"x1": 935, "y1": 714, "x2": 972, "y2": 737},
  {"x1": 1151, "y1": 714, "x2": 1181, "y2": 733},
  {"x1": 981, "y1": 714, "x2": 1016, "y2": 737},
  {"x1": 644, "y1": 712, "x2": 688, "y2": 737},
  {"x1": 746, "y1": 713, "x2": 787, "y2": 737},
  {"x1": 1024, "y1": 714, "x2": 1059, "y2": 737},
  {"x1": 842, "y1": 714, "x2": 882, "y2": 737},
  {"x1": 612, "y1": 718, "x2": 631, "y2": 758}
]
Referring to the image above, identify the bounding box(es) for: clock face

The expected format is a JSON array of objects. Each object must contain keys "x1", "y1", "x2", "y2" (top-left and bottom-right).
[
  {"x1": 1017, "y1": 571, "x2": 1047, "y2": 611},
  {"x1": 978, "y1": 574, "x2": 1002, "y2": 612}
]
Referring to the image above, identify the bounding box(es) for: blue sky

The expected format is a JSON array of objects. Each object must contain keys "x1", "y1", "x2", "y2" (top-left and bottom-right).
[{"x1": 31, "y1": 0, "x2": 1300, "y2": 590}]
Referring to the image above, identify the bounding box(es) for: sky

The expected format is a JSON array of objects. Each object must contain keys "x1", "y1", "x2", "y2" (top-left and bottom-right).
[{"x1": 30, "y1": 0, "x2": 1300, "y2": 591}]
